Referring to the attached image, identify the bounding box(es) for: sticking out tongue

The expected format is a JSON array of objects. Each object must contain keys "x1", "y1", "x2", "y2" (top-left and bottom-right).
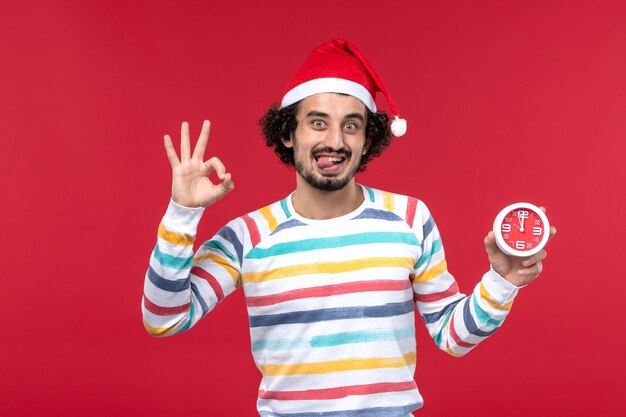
[
  {"x1": 315, "y1": 156, "x2": 345, "y2": 170},
  {"x1": 317, "y1": 157, "x2": 334, "y2": 169}
]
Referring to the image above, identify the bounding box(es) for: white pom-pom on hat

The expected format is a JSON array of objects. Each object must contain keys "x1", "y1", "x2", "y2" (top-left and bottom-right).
[
  {"x1": 391, "y1": 116, "x2": 407, "y2": 137},
  {"x1": 281, "y1": 39, "x2": 407, "y2": 138}
]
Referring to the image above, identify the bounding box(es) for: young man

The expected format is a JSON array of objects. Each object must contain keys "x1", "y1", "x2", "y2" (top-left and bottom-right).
[{"x1": 143, "y1": 39, "x2": 554, "y2": 417}]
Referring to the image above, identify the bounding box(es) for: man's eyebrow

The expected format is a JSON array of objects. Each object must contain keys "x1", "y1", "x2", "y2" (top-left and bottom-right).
[
  {"x1": 305, "y1": 111, "x2": 365, "y2": 122},
  {"x1": 306, "y1": 111, "x2": 330, "y2": 118},
  {"x1": 344, "y1": 112, "x2": 365, "y2": 122}
]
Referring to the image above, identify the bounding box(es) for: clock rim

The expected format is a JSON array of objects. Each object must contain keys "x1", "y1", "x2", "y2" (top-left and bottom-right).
[{"x1": 492, "y1": 202, "x2": 550, "y2": 257}]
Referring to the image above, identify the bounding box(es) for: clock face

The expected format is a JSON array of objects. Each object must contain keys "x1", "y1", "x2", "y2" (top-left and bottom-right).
[{"x1": 493, "y1": 203, "x2": 550, "y2": 257}]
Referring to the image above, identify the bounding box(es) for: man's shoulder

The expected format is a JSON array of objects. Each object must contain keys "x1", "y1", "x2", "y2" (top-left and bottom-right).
[
  {"x1": 360, "y1": 185, "x2": 418, "y2": 204},
  {"x1": 223, "y1": 194, "x2": 296, "y2": 244},
  {"x1": 359, "y1": 185, "x2": 431, "y2": 228}
]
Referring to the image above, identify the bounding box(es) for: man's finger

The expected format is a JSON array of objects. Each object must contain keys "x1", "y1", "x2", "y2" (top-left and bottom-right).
[
  {"x1": 193, "y1": 120, "x2": 211, "y2": 160},
  {"x1": 518, "y1": 261, "x2": 543, "y2": 277},
  {"x1": 484, "y1": 231, "x2": 501, "y2": 257},
  {"x1": 164, "y1": 135, "x2": 181, "y2": 168},
  {"x1": 548, "y1": 226, "x2": 557, "y2": 240},
  {"x1": 203, "y1": 156, "x2": 227, "y2": 179},
  {"x1": 522, "y1": 250, "x2": 547, "y2": 268},
  {"x1": 180, "y1": 121, "x2": 191, "y2": 162},
  {"x1": 221, "y1": 173, "x2": 235, "y2": 192}
]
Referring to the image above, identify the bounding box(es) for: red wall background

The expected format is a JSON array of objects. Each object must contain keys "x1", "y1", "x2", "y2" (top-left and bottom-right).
[{"x1": 1, "y1": 1, "x2": 625, "y2": 416}]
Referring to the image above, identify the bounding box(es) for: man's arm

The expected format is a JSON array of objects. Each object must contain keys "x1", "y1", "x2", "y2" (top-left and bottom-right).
[
  {"x1": 142, "y1": 121, "x2": 238, "y2": 337},
  {"x1": 411, "y1": 200, "x2": 555, "y2": 356}
]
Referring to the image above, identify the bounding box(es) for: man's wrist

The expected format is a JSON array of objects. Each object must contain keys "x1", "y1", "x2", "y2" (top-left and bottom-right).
[
  {"x1": 162, "y1": 198, "x2": 206, "y2": 236},
  {"x1": 484, "y1": 267, "x2": 522, "y2": 304}
]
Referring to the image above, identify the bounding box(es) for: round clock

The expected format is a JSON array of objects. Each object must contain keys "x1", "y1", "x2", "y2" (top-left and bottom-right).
[{"x1": 493, "y1": 202, "x2": 550, "y2": 257}]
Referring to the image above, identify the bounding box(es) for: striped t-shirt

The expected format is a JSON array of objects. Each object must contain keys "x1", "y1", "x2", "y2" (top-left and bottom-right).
[{"x1": 143, "y1": 185, "x2": 520, "y2": 416}]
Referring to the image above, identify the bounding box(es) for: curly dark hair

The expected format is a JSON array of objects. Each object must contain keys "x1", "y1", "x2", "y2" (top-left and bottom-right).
[{"x1": 259, "y1": 100, "x2": 392, "y2": 172}]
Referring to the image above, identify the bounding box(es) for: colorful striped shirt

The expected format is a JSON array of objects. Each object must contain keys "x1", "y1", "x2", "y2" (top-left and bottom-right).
[{"x1": 143, "y1": 185, "x2": 520, "y2": 416}]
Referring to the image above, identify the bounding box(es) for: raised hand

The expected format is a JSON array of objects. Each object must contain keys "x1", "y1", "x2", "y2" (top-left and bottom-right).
[
  {"x1": 163, "y1": 120, "x2": 234, "y2": 208},
  {"x1": 484, "y1": 207, "x2": 556, "y2": 287}
]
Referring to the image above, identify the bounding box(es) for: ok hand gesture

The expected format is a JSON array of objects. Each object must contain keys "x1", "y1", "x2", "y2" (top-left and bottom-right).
[{"x1": 164, "y1": 120, "x2": 234, "y2": 208}]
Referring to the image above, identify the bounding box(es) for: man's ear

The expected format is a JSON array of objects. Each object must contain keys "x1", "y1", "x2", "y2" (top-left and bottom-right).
[
  {"x1": 281, "y1": 132, "x2": 294, "y2": 149},
  {"x1": 362, "y1": 138, "x2": 371, "y2": 155}
]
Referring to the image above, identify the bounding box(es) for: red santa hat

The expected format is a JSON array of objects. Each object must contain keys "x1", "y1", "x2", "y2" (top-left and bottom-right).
[{"x1": 280, "y1": 38, "x2": 407, "y2": 137}]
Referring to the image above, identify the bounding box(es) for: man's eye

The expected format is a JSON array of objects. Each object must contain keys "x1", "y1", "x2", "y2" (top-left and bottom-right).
[
  {"x1": 344, "y1": 122, "x2": 356, "y2": 130},
  {"x1": 313, "y1": 120, "x2": 325, "y2": 128}
]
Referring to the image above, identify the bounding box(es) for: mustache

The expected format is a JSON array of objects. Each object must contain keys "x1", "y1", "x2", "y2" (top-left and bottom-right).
[{"x1": 312, "y1": 147, "x2": 352, "y2": 158}]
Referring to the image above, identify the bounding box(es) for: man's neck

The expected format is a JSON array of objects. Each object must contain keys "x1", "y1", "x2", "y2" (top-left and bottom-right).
[{"x1": 291, "y1": 178, "x2": 364, "y2": 220}]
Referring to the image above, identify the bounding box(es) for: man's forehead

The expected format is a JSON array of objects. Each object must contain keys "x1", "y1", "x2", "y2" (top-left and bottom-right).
[{"x1": 297, "y1": 93, "x2": 367, "y2": 117}]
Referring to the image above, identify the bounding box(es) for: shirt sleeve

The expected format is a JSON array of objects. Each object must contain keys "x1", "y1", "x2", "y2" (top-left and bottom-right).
[
  {"x1": 142, "y1": 200, "x2": 244, "y2": 337},
  {"x1": 411, "y1": 200, "x2": 520, "y2": 356}
]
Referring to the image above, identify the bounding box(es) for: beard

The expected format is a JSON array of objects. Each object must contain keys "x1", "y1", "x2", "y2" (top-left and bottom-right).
[{"x1": 294, "y1": 147, "x2": 361, "y2": 192}]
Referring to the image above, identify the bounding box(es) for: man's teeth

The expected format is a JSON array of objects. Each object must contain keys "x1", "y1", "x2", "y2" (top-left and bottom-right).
[{"x1": 316, "y1": 156, "x2": 344, "y2": 162}]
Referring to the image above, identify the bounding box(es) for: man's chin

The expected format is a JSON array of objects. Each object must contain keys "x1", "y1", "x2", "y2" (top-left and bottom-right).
[
  {"x1": 305, "y1": 175, "x2": 352, "y2": 192},
  {"x1": 295, "y1": 161, "x2": 357, "y2": 192}
]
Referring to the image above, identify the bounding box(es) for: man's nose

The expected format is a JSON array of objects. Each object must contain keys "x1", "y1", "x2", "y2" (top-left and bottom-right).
[{"x1": 324, "y1": 124, "x2": 345, "y2": 150}]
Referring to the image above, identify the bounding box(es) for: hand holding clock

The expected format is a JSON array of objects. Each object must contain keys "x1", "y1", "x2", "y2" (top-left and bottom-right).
[{"x1": 485, "y1": 204, "x2": 556, "y2": 287}]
